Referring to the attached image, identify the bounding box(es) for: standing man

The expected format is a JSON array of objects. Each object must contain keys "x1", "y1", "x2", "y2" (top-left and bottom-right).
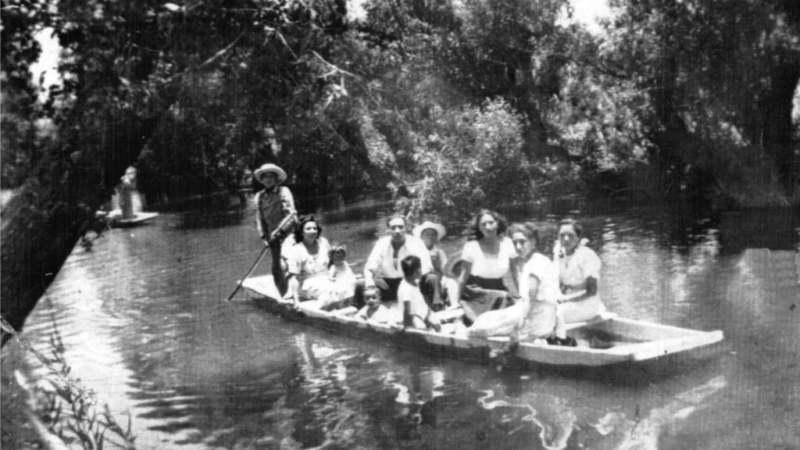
[
  {"x1": 364, "y1": 215, "x2": 444, "y2": 309},
  {"x1": 118, "y1": 166, "x2": 138, "y2": 219},
  {"x1": 254, "y1": 163, "x2": 297, "y2": 296}
]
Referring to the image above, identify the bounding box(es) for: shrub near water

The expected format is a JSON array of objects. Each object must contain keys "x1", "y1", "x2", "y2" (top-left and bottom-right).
[{"x1": 397, "y1": 99, "x2": 535, "y2": 221}]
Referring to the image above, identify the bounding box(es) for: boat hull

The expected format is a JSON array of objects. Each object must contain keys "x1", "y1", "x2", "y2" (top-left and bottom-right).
[
  {"x1": 109, "y1": 211, "x2": 159, "y2": 228},
  {"x1": 242, "y1": 275, "x2": 724, "y2": 374}
]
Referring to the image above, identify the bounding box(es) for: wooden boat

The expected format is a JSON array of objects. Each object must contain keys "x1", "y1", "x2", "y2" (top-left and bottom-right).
[
  {"x1": 105, "y1": 210, "x2": 159, "y2": 228},
  {"x1": 241, "y1": 275, "x2": 724, "y2": 370}
]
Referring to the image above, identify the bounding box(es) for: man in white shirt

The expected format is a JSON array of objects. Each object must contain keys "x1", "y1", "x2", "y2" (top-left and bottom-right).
[{"x1": 363, "y1": 216, "x2": 443, "y2": 308}]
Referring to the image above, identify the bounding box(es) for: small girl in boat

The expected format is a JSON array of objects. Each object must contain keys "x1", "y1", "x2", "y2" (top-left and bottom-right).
[
  {"x1": 356, "y1": 286, "x2": 395, "y2": 323},
  {"x1": 315, "y1": 243, "x2": 357, "y2": 311}
]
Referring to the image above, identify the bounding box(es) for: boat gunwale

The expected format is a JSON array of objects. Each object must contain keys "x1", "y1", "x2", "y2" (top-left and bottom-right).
[{"x1": 241, "y1": 275, "x2": 725, "y2": 368}]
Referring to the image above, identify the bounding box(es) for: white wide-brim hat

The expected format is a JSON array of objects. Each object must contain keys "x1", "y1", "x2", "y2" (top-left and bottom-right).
[
  {"x1": 254, "y1": 163, "x2": 287, "y2": 184},
  {"x1": 412, "y1": 221, "x2": 447, "y2": 241}
]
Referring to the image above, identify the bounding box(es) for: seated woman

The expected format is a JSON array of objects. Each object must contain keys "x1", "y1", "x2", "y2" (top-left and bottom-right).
[
  {"x1": 554, "y1": 219, "x2": 605, "y2": 323},
  {"x1": 286, "y1": 216, "x2": 332, "y2": 308},
  {"x1": 454, "y1": 210, "x2": 519, "y2": 325},
  {"x1": 467, "y1": 222, "x2": 562, "y2": 341}
]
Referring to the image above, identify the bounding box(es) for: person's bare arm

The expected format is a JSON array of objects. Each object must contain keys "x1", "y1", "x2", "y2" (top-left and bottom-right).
[
  {"x1": 527, "y1": 274, "x2": 541, "y2": 302},
  {"x1": 364, "y1": 242, "x2": 381, "y2": 287},
  {"x1": 510, "y1": 257, "x2": 521, "y2": 291},
  {"x1": 455, "y1": 261, "x2": 475, "y2": 322},
  {"x1": 560, "y1": 276, "x2": 597, "y2": 303}
]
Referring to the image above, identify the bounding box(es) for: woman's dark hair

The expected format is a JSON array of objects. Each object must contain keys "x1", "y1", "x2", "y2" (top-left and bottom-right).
[
  {"x1": 557, "y1": 218, "x2": 583, "y2": 237},
  {"x1": 294, "y1": 215, "x2": 322, "y2": 243},
  {"x1": 466, "y1": 209, "x2": 508, "y2": 240},
  {"x1": 508, "y1": 222, "x2": 540, "y2": 250}
]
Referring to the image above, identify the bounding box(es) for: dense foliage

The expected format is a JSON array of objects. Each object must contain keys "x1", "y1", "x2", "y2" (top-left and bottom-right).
[
  {"x1": 2, "y1": 0, "x2": 798, "y2": 212},
  {"x1": 396, "y1": 99, "x2": 533, "y2": 220},
  {"x1": 607, "y1": 0, "x2": 800, "y2": 204}
]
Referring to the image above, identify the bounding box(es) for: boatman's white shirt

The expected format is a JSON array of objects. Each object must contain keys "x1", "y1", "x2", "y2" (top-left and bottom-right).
[{"x1": 365, "y1": 235, "x2": 433, "y2": 279}]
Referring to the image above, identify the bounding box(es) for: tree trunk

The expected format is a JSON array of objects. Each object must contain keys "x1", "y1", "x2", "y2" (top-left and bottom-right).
[
  {"x1": 1, "y1": 110, "x2": 164, "y2": 346},
  {"x1": 760, "y1": 64, "x2": 799, "y2": 193}
]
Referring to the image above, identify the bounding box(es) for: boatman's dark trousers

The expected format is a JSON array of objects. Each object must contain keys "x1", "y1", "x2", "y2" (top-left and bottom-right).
[{"x1": 271, "y1": 243, "x2": 288, "y2": 296}]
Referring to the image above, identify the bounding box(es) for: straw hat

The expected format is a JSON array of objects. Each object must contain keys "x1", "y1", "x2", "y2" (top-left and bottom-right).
[
  {"x1": 443, "y1": 252, "x2": 466, "y2": 279},
  {"x1": 254, "y1": 163, "x2": 287, "y2": 184},
  {"x1": 412, "y1": 221, "x2": 447, "y2": 241}
]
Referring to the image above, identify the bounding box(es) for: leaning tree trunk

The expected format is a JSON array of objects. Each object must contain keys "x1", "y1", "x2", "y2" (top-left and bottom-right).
[
  {"x1": 0, "y1": 109, "x2": 164, "y2": 346},
  {"x1": 759, "y1": 64, "x2": 800, "y2": 194}
]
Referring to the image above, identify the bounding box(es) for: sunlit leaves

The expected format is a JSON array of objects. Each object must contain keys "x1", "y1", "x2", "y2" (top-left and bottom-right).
[
  {"x1": 610, "y1": 0, "x2": 800, "y2": 196},
  {"x1": 398, "y1": 99, "x2": 535, "y2": 221},
  {"x1": 545, "y1": 61, "x2": 652, "y2": 171}
]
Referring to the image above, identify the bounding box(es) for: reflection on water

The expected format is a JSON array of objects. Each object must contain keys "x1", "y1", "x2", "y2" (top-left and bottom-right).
[
  {"x1": 475, "y1": 374, "x2": 728, "y2": 450},
  {"x1": 8, "y1": 197, "x2": 800, "y2": 449}
]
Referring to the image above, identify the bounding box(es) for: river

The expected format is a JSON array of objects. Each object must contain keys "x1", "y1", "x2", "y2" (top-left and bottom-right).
[{"x1": 4, "y1": 193, "x2": 799, "y2": 450}]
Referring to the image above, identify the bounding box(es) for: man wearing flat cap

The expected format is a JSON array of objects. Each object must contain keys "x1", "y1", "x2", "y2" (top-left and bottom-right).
[{"x1": 254, "y1": 163, "x2": 297, "y2": 296}]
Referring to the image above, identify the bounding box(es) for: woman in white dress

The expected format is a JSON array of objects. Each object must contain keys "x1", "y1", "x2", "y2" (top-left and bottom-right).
[
  {"x1": 467, "y1": 222, "x2": 563, "y2": 340},
  {"x1": 554, "y1": 219, "x2": 605, "y2": 323},
  {"x1": 454, "y1": 210, "x2": 519, "y2": 324},
  {"x1": 286, "y1": 216, "x2": 331, "y2": 307}
]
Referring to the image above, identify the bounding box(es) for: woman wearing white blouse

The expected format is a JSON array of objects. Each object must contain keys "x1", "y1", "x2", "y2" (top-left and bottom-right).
[
  {"x1": 454, "y1": 209, "x2": 520, "y2": 324},
  {"x1": 554, "y1": 219, "x2": 605, "y2": 323}
]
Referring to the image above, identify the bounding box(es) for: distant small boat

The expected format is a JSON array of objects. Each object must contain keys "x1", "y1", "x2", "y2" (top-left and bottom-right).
[
  {"x1": 104, "y1": 209, "x2": 159, "y2": 228},
  {"x1": 241, "y1": 275, "x2": 725, "y2": 370}
]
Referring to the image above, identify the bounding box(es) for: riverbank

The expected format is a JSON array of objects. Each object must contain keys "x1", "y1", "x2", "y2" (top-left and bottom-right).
[
  {"x1": 1, "y1": 341, "x2": 68, "y2": 450},
  {"x1": 1, "y1": 355, "x2": 40, "y2": 449},
  {"x1": 2, "y1": 190, "x2": 52, "y2": 449}
]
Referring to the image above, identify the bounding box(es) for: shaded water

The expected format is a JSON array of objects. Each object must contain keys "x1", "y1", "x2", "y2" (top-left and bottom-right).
[{"x1": 5, "y1": 194, "x2": 799, "y2": 450}]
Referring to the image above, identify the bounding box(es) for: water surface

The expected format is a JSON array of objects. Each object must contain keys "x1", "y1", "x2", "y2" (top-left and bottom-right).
[{"x1": 8, "y1": 195, "x2": 799, "y2": 450}]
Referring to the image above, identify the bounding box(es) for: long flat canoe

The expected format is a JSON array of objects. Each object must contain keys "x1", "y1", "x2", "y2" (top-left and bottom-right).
[{"x1": 241, "y1": 275, "x2": 724, "y2": 370}]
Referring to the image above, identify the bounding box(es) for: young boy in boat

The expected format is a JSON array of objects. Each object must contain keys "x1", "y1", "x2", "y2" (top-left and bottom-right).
[
  {"x1": 399, "y1": 255, "x2": 442, "y2": 332},
  {"x1": 355, "y1": 286, "x2": 395, "y2": 323},
  {"x1": 254, "y1": 163, "x2": 297, "y2": 297},
  {"x1": 413, "y1": 221, "x2": 448, "y2": 275},
  {"x1": 413, "y1": 220, "x2": 456, "y2": 311}
]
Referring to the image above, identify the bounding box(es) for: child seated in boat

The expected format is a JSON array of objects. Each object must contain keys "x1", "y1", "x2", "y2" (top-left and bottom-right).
[
  {"x1": 355, "y1": 286, "x2": 395, "y2": 323},
  {"x1": 413, "y1": 220, "x2": 459, "y2": 310},
  {"x1": 399, "y1": 255, "x2": 442, "y2": 332},
  {"x1": 314, "y1": 243, "x2": 358, "y2": 311},
  {"x1": 413, "y1": 221, "x2": 448, "y2": 275}
]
